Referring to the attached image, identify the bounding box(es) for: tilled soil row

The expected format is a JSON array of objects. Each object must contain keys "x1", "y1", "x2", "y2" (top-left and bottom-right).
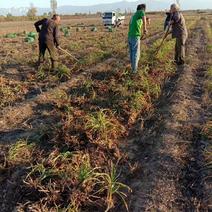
[
  {"x1": 0, "y1": 31, "x2": 164, "y2": 144},
  {"x1": 0, "y1": 30, "x2": 164, "y2": 105},
  {"x1": 126, "y1": 25, "x2": 209, "y2": 211},
  {"x1": 0, "y1": 58, "x2": 115, "y2": 142},
  {"x1": 0, "y1": 30, "x2": 167, "y2": 211}
]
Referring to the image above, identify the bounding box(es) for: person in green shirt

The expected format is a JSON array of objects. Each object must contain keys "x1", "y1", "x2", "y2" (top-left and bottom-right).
[{"x1": 128, "y1": 4, "x2": 147, "y2": 73}]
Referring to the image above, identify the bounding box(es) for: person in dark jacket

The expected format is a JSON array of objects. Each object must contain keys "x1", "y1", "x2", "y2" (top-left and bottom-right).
[
  {"x1": 169, "y1": 4, "x2": 188, "y2": 65},
  {"x1": 34, "y1": 14, "x2": 61, "y2": 69},
  {"x1": 164, "y1": 12, "x2": 172, "y2": 31}
]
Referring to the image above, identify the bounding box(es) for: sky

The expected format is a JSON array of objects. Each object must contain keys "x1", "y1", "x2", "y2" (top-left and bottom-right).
[
  {"x1": 1, "y1": 0, "x2": 138, "y2": 8},
  {"x1": 0, "y1": 0, "x2": 211, "y2": 8}
]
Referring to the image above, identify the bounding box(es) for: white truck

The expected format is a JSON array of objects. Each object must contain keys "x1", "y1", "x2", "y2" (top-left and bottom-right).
[{"x1": 102, "y1": 12, "x2": 125, "y2": 27}]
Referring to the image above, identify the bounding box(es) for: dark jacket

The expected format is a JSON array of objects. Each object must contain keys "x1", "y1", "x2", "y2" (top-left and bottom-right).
[
  {"x1": 34, "y1": 18, "x2": 60, "y2": 46},
  {"x1": 164, "y1": 12, "x2": 172, "y2": 31},
  {"x1": 171, "y1": 12, "x2": 188, "y2": 38}
]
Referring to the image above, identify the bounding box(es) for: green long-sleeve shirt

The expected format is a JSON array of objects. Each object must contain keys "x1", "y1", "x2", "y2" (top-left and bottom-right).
[{"x1": 128, "y1": 10, "x2": 145, "y2": 38}]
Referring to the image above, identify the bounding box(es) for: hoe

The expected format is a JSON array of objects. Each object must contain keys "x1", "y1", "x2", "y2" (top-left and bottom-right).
[
  {"x1": 155, "y1": 25, "x2": 171, "y2": 55},
  {"x1": 58, "y1": 46, "x2": 80, "y2": 62}
]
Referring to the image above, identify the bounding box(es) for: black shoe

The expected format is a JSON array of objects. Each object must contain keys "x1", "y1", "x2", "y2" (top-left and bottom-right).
[
  {"x1": 35, "y1": 61, "x2": 42, "y2": 68},
  {"x1": 177, "y1": 60, "x2": 185, "y2": 65},
  {"x1": 178, "y1": 57, "x2": 185, "y2": 65},
  {"x1": 35, "y1": 59, "x2": 45, "y2": 67}
]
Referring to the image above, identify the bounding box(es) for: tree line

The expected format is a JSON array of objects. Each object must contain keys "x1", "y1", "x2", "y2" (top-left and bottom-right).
[{"x1": 5, "y1": 0, "x2": 58, "y2": 20}]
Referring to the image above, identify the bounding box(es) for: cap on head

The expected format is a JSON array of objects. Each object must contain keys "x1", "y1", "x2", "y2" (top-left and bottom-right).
[
  {"x1": 170, "y1": 3, "x2": 180, "y2": 11},
  {"x1": 137, "y1": 4, "x2": 146, "y2": 11}
]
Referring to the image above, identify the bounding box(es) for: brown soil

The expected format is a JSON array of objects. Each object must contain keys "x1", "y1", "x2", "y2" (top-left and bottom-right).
[
  {"x1": 0, "y1": 58, "x2": 116, "y2": 144},
  {"x1": 125, "y1": 24, "x2": 211, "y2": 211},
  {"x1": 0, "y1": 17, "x2": 211, "y2": 212},
  {"x1": 0, "y1": 29, "x2": 162, "y2": 144}
]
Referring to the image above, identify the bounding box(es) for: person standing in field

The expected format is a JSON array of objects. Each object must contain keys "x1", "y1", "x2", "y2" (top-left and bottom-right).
[
  {"x1": 169, "y1": 4, "x2": 188, "y2": 65},
  {"x1": 128, "y1": 4, "x2": 148, "y2": 73},
  {"x1": 164, "y1": 12, "x2": 172, "y2": 31},
  {"x1": 34, "y1": 14, "x2": 61, "y2": 70}
]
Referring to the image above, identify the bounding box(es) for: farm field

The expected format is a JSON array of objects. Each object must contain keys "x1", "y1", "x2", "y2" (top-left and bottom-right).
[{"x1": 0, "y1": 12, "x2": 211, "y2": 211}]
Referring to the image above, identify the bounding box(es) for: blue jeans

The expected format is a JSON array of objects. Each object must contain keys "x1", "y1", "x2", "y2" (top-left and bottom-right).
[{"x1": 128, "y1": 37, "x2": 140, "y2": 73}]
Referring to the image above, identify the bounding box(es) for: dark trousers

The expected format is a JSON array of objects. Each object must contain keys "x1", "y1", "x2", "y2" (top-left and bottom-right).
[
  {"x1": 39, "y1": 40, "x2": 56, "y2": 68},
  {"x1": 175, "y1": 35, "x2": 187, "y2": 62}
]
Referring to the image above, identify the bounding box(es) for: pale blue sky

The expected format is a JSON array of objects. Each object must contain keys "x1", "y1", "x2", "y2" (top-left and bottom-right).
[
  {"x1": 1, "y1": 0, "x2": 138, "y2": 8},
  {"x1": 1, "y1": 0, "x2": 211, "y2": 9}
]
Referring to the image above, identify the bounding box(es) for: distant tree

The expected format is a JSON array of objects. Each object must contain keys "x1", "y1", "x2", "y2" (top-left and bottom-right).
[
  {"x1": 6, "y1": 13, "x2": 12, "y2": 17},
  {"x1": 27, "y1": 3, "x2": 37, "y2": 19},
  {"x1": 96, "y1": 12, "x2": 102, "y2": 17},
  {"x1": 5, "y1": 13, "x2": 13, "y2": 21},
  {"x1": 48, "y1": 11, "x2": 52, "y2": 17},
  {"x1": 50, "y1": 0, "x2": 57, "y2": 14}
]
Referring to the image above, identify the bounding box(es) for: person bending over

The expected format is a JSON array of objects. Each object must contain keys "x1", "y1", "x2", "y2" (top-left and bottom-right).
[
  {"x1": 34, "y1": 14, "x2": 61, "y2": 70},
  {"x1": 169, "y1": 4, "x2": 188, "y2": 65}
]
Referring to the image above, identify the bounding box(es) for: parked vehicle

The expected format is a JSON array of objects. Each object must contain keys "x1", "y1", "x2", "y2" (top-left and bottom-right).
[{"x1": 102, "y1": 12, "x2": 125, "y2": 27}]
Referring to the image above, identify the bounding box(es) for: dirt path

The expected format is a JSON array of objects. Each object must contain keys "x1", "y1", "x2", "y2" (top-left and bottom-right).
[{"x1": 126, "y1": 25, "x2": 210, "y2": 211}]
